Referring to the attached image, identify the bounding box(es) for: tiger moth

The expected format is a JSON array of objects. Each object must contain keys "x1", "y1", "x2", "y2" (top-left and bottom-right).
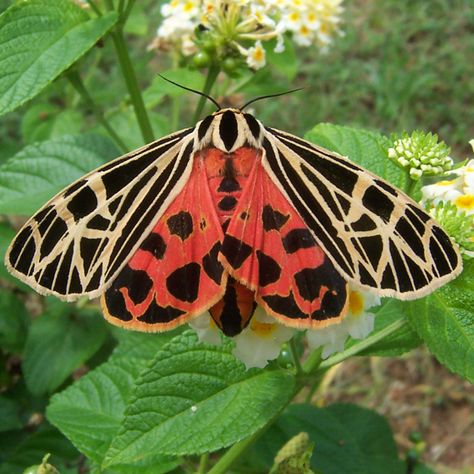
[{"x1": 5, "y1": 107, "x2": 462, "y2": 337}]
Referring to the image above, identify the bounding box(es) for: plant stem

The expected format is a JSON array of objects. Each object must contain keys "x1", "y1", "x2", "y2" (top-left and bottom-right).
[
  {"x1": 197, "y1": 453, "x2": 209, "y2": 474},
  {"x1": 193, "y1": 65, "x2": 220, "y2": 123},
  {"x1": 106, "y1": 1, "x2": 154, "y2": 144},
  {"x1": 124, "y1": 0, "x2": 136, "y2": 19},
  {"x1": 66, "y1": 70, "x2": 128, "y2": 152},
  {"x1": 404, "y1": 171, "x2": 417, "y2": 197},
  {"x1": 207, "y1": 424, "x2": 267, "y2": 474},
  {"x1": 289, "y1": 338, "x2": 304, "y2": 376},
  {"x1": 318, "y1": 318, "x2": 407, "y2": 371},
  {"x1": 87, "y1": 0, "x2": 103, "y2": 16}
]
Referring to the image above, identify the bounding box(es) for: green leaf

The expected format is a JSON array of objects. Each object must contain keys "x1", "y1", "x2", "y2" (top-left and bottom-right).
[
  {"x1": 21, "y1": 103, "x2": 83, "y2": 144},
  {"x1": 0, "y1": 395, "x2": 22, "y2": 432},
  {"x1": 265, "y1": 37, "x2": 298, "y2": 80},
  {"x1": 247, "y1": 403, "x2": 403, "y2": 474},
  {"x1": 23, "y1": 303, "x2": 108, "y2": 396},
  {"x1": 104, "y1": 331, "x2": 295, "y2": 467},
  {"x1": 107, "y1": 108, "x2": 170, "y2": 149},
  {"x1": 347, "y1": 299, "x2": 421, "y2": 357},
  {"x1": 305, "y1": 124, "x2": 407, "y2": 188},
  {"x1": 47, "y1": 331, "x2": 180, "y2": 469},
  {"x1": 0, "y1": 0, "x2": 117, "y2": 115},
  {"x1": 0, "y1": 134, "x2": 120, "y2": 215},
  {"x1": 0, "y1": 423, "x2": 78, "y2": 474},
  {"x1": 407, "y1": 260, "x2": 474, "y2": 382},
  {"x1": 0, "y1": 288, "x2": 29, "y2": 353}
]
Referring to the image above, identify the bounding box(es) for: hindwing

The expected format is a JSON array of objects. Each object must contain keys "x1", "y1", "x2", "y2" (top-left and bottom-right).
[
  {"x1": 6, "y1": 128, "x2": 195, "y2": 300},
  {"x1": 262, "y1": 128, "x2": 462, "y2": 299}
]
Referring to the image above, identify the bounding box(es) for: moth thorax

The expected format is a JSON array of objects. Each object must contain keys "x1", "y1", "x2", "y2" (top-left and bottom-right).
[{"x1": 197, "y1": 109, "x2": 264, "y2": 153}]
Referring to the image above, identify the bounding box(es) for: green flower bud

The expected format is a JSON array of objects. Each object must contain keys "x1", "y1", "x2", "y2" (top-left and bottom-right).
[
  {"x1": 192, "y1": 51, "x2": 211, "y2": 68},
  {"x1": 427, "y1": 200, "x2": 474, "y2": 258},
  {"x1": 388, "y1": 131, "x2": 452, "y2": 180}
]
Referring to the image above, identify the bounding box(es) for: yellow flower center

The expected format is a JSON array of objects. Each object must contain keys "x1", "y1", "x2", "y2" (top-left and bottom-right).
[
  {"x1": 437, "y1": 179, "x2": 456, "y2": 186},
  {"x1": 183, "y1": 1, "x2": 195, "y2": 13},
  {"x1": 289, "y1": 12, "x2": 300, "y2": 22},
  {"x1": 455, "y1": 194, "x2": 474, "y2": 210},
  {"x1": 307, "y1": 12, "x2": 317, "y2": 23},
  {"x1": 251, "y1": 320, "x2": 276, "y2": 338},
  {"x1": 299, "y1": 25, "x2": 310, "y2": 35},
  {"x1": 252, "y1": 47, "x2": 264, "y2": 61},
  {"x1": 349, "y1": 291, "x2": 364, "y2": 317}
]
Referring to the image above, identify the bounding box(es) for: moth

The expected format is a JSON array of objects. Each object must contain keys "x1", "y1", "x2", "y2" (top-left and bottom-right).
[{"x1": 5, "y1": 104, "x2": 462, "y2": 336}]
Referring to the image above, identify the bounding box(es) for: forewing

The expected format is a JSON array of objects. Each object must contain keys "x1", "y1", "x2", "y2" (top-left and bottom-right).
[
  {"x1": 219, "y1": 159, "x2": 348, "y2": 329},
  {"x1": 6, "y1": 129, "x2": 195, "y2": 300},
  {"x1": 101, "y1": 155, "x2": 226, "y2": 331},
  {"x1": 262, "y1": 128, "x2": 462, "y2": 299}
]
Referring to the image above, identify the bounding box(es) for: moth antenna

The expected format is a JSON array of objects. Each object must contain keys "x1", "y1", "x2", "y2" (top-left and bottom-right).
[
  {"x1": 158, "y1": 74, "x2": 221, "y2": 111},
  {"x1": 240, "y1": 88, "x2": 304, "y2": 111}
]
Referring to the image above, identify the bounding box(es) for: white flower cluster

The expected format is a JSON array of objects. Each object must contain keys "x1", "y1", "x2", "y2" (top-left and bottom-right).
[
  {"x1": 189, "y1": 284, "x2": 380, "y2": 369},
  {"x1": 421, "y1": 140, "x2": 474, "y2": 257},
  {"x1": 421, "y1": 142, "x2": 474, "y2": 216},
  {"x1": 388, "y1": 131, "x2": 453, "y2": 180},
  {"x1": 155, "y1": 0, "x2": 344, "y2": 70}
]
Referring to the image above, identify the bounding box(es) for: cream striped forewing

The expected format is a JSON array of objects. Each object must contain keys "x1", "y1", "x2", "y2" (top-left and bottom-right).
[
  {"x1": 262, "y1": 127, "x2": 462, "y2": 299},
  {"x1": 6, "y1": 128, "x2": 196, "y2": 301}
]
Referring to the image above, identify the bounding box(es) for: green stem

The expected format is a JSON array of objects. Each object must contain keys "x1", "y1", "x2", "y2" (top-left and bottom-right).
[
  {"x1": 124, "y1": 0, "x2": 136, "y2": 19},
  {"x1": 207, "y1": 423, "x2": 267, "y2": 474},
  {"x1": 289, "y1": 338, "x2": 304, "y2": 376},
  {"x1": 66, "y1": 70, "x2": 128, "y2": 152},
  {"x1": 197, "y1": 453, "x2": 209, "y2": 474},
  {"x1": 193, "y1": 65, "x2": 220, "y2": 123},
  {"x1": 404, "y1": 171, "x2": 417, "y2": 197},
  {"x1": 318, "y1": 318, "x2": 407, "y2": 371},
  {"x1": 108, "y1": 8, "x2": 154, "y2": 143},
  {"x1": 87, "y1": 0, "x2": 103, "y2": 16}
]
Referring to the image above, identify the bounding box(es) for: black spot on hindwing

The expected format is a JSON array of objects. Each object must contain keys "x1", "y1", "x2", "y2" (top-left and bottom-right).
[
  {"x1": 256, "y1": 250, "x2": 281, "y2": 286},
  {"x1": 166, "y1": 262, "x2": 200, "y2": 302},
  {"x1": 137, "y1": 301, "x2": 185, "y2": 324},
  {"x1": 140, "y1": 232, "x2": 167, "y2": 259},
  {"x1": 262, "y1": 205, "x2": 289, "y2": 231},
  {"x1": 202, "y1": 242, "x2": 224, "y2": 285},
  {"x1": 282, "y1": 228, "x2": 316, "y2": 254},
  {"x1": 221, "y1": 235, "x2": 253, "y2": 269},
  {"x1": 218, "y1": 196, "x2": 237, "y2": 211},
  {"x1": 167, "y1": 211, "x2": 193, "y2": 240}
]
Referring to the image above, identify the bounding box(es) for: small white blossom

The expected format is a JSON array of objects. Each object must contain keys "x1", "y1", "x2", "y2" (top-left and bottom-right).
[
  {"x1": 306, "y1": 286, "x2": 380, "y2": 359},
  {"x1": 246, "y1": 41, "x2": 266, "y2": 69},
  {"x1": 421, "y1": 154, "x2": 474, "y2": 215},
  {"x1": 188, "y1": 312, "x2": 222, "y2": 346},
  {"x1": 232, "y1": 307, "x2": 296, "y2": 369}
]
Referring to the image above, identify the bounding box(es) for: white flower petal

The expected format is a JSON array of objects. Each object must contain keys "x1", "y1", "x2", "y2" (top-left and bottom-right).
[{"x1": 188, "y1": 313, "x2": 222, "y2": 346}]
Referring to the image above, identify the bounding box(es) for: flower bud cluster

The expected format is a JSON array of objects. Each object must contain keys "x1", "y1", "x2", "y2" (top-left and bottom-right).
[
  {"x1": 388, "y1": 131, "x2": 452, "y2": 180},
  {"x1": 153, "y1": 0, "x2": 344, "y2": 71}
]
